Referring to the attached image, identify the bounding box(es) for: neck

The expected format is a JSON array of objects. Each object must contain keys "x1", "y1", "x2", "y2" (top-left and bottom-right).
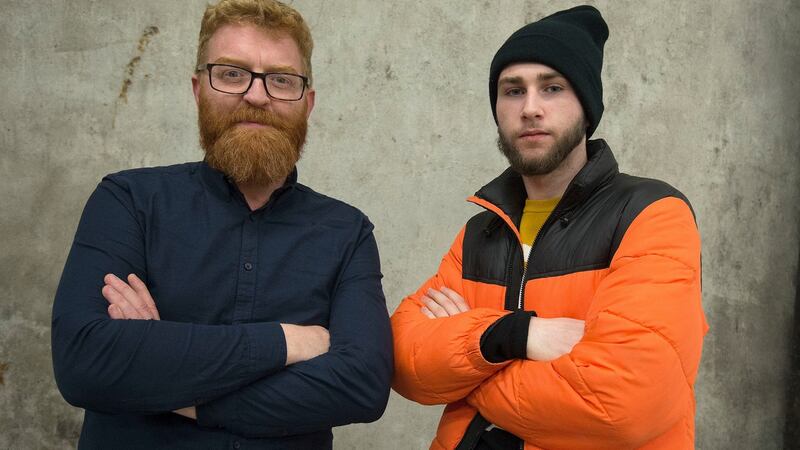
[
  {"x1": 522, "y1": 141, "x2": 588, "y2": 200},
  {"x1": 236, "y1": 177, "x2": 286, "y2": 211}
]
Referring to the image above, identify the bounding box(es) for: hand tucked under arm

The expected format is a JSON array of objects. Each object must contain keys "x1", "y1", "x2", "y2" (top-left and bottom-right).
[
  {"x1": 526, "y1": 316, "x2": 585, "y2": 361},
  {"x1": 280, "y1": 324, "x2": 330, "y2": 365},
  {"x1": 174, "y1": 406, "x2": 197, "y2": 419}
]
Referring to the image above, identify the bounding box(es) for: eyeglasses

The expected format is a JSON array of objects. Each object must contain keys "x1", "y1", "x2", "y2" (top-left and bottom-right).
[{"x1": 198, "y1": 63, "x2": 309, "y2": 101}]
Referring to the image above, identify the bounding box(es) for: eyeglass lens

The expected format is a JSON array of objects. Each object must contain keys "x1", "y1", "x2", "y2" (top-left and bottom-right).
[{"x1": 209, "y1": 65, "x2": 304, "y2": 100}]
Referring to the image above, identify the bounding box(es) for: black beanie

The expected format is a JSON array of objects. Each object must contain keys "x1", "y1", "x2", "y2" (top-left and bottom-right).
[{"x1": 489, "y1": 5, "x2": 609, "y2": 137}]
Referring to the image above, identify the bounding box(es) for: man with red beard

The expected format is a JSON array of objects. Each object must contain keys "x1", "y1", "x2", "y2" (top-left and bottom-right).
[
  {"x1": 51, "y1": 1, "x2": 392, "y2": 448},
  {"x1": 392, "y1": 6, "x2": 707, "y2": 450}
]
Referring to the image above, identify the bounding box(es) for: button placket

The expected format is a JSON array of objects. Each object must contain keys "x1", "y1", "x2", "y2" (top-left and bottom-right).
[{"x1": 233, "y1": 217, "x2": 259, "y2": 323}]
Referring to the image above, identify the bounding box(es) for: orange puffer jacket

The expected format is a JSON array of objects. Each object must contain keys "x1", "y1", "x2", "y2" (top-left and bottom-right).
[{"x1": 392, "y1": 140, "x2": 707, "y2": 450}]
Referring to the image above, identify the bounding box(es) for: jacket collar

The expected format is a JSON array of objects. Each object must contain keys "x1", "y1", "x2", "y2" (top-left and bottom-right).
[{"x1": 471, "y1": 139, "x2": 618, "y2": 226}]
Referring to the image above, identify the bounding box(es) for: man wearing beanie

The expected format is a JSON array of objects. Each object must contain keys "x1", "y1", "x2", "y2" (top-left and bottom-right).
[{"x1": 392, "y1": 5, "x2": 707, "y2": 450}]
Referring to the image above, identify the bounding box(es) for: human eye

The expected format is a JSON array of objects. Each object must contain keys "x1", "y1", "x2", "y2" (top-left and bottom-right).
[
  {"x1": 269, "y1": 74, "x2": 297, "y2": 87},
  {"x1": 543, "y1": 84, "x2": 564, "y2": 94},
  {"x1": 267, "y1": 74, "x2": 302, "y2": 93},
  {"x1": 218, "y1": 67, "x2": 248, "y2": 83},
  {"x1": 504, "y1": 87, "x2": 525, "y2": 97}
]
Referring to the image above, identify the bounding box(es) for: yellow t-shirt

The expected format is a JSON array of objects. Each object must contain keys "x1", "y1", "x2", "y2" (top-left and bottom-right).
[{"x1": 520, "y1": 197, "x2": 560, "y2": 262}]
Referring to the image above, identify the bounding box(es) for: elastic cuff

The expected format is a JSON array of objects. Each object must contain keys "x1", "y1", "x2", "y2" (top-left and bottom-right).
[{"x1": 480, "y1": 310, "x2": 536, "y2": 363}]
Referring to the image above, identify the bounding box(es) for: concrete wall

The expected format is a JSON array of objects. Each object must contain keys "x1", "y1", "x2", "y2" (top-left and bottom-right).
[{"x1": 1, "y1": 0, "x2": 798, "y2": 448}]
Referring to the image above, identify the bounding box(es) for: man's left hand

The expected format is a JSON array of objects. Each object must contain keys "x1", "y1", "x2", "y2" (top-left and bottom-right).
[
  {"x1": 420, "y1": 287, "x2": 470, "y2": 318},
  {"x1": 103, "y1": 274, "x2": 197, "y2": 420},
  {"x1": 102, "y1": 273, "x2": 161, "y2": 320}
]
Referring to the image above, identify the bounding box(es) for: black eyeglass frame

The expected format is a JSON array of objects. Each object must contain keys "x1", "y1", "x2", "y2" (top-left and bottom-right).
[{"x1": 198, "y1": 63, "x2": 309, "y2": 101}]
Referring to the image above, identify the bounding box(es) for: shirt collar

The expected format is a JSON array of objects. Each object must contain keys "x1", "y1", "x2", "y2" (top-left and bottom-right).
[{"x1": 198, "y1": 161, "x2": 299, "y2": 205}]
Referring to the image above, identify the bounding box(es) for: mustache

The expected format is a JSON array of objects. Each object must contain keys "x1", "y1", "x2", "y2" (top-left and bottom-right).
[
  {"x1": 227, "y1": 106, "x2": 290, "y2": 130},
  {"x1": 518, "y1": 121, "x2": 549, "y2": 133}
]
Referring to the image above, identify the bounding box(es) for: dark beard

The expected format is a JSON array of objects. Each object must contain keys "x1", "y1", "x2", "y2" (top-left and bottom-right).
[
  {"x1": 197, "y1": 96, "x2": 307, "y2": 186},
  {"x1": 497, "y1": 119, "x2": 585, "y2": 176}
]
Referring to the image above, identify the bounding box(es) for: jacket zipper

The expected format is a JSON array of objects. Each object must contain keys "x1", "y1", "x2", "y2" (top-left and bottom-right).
[
  {"x1": 516, "y1": 210, "x2": 561, "y2": 310},
  {"x1": 470, "y1": 200, "x2": 569, "y2": 450},
  {"x1": 516, "y1": 255, "x2": 528, "y2": 310},
  {"x1": 514, "y1": 211, "x2": 560, "y2": 450}
]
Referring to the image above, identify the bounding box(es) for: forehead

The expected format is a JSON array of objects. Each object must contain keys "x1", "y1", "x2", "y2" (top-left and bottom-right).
[
  {"x1": 205, "y1": 23, "x2": 304, "y2": 71},
  {"x1": 498, "y1": 62, "x2": 566, "y2": 82}
]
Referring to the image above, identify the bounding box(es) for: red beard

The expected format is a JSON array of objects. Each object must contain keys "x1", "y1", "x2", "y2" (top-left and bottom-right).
[{"x1": 198, "y1": 96, "x2": 308, "y2": 186}]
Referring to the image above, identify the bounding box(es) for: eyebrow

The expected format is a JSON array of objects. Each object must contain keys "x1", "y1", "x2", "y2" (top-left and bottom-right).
[
  {"x1": 211, "y1": 57, "x2": 300, "y2": 74},
  {"x1": 498, "y1": 71, "x2": 567, "y2": 85}
]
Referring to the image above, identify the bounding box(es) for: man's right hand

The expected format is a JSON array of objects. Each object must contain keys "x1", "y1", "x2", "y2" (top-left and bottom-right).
[
  {"x1": 526, "y1": 317, "x2": 585, "y2": 361},
  {"x1": 280, "y1": 324, "x2": 330, "y2": 365}
]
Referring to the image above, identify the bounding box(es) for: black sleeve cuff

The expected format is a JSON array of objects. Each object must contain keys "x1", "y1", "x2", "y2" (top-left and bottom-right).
[{"x1": 480, "y1": 310, "x2": 537, "y2": 363}]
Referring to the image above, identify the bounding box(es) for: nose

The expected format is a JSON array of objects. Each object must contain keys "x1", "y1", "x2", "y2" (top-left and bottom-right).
[
  {"x1": 243, "y1": 76, "x2": 272, "y2": 108},
  {"x1": 521, "y1": 92, "x2": 544, "y2": 120}
]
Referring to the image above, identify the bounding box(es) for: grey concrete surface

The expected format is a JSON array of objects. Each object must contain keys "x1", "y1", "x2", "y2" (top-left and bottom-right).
[{"x1": 1, "y1": 0, "x2": 798, "y2": 448}]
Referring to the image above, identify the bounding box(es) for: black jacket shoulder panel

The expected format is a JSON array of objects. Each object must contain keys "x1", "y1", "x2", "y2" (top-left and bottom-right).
[
  {"x1": 463, "y1": 211, "x2": 516, "y2": 287},
  {"x1": 526, "y1": 172, "x2": 692, "y2": 279},
  {"x1": 462, "y1": 142, "x2": 696, "y2": 287}
]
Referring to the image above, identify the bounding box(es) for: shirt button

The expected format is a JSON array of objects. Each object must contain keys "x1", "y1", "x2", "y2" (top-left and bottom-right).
[
  {"x1": 233, "y1": 441, "x2": 241, "y2": 449},
  {"x1": 244, "y1": 262, "x2": 253, "y2": 271}
]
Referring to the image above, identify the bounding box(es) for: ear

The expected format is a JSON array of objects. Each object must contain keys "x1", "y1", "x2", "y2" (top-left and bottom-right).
[
  {"x1": 304, "y1": 87, "x2": 315, "y2": 119},
  {"x1": 191, "y1": 73, "x2": 201, "y2": 106}
]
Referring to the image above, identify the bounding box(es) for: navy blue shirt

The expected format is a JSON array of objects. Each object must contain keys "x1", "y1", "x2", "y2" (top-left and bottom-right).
[{"x1": 52, "y1": 162, "x2": 393, "y2": 449}]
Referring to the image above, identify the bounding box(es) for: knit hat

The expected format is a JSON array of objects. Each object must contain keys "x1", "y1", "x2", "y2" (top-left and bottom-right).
[{"x1": 489, "y1": 5, "x2": 609, "y2": 137}]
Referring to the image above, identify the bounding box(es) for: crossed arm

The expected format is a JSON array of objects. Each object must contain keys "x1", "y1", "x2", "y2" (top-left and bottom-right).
[
  {"x1": 392, "y1": 198, "x2": 705, "y2": 448},
  {"x1": 419, "y1": 286, "x2": 584, "y2": 362},
  {"x1": 100, "y1": 273, "x2": 331, "y2": 420},
  {"x1": 52, "y1": 179, "x2": 392, "y2": 438},
  {"x1": 391, "y1": 226, "x2": 585, "y2": 406}
]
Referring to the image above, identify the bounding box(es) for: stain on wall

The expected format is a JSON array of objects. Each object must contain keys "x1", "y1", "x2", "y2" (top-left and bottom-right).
[
  {"x1": 118, "y1": 25, "x2": 160, "y2": 104},
  {"x1": 0, "y1": 362, "x2": 7, "y2": 385}
]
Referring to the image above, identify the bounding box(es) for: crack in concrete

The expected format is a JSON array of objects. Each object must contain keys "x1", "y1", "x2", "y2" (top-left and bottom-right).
[{"x1": 0, "y1": 361, "x2": 8, "y2": 385}]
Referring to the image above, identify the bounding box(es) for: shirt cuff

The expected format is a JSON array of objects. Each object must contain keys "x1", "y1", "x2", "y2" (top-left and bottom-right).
[
  {"x1": 479, "y1": 310, "x2": 536, "y2": 363},
  {"x1": 196, "y1": 322, "x2": 286, "y2": 429},
  {"x1": 242, "y1": 322, "x2": 287, "y2": 370},
  {"x1": 196, "y1": 398, "x2": 228, "y2": 429}
]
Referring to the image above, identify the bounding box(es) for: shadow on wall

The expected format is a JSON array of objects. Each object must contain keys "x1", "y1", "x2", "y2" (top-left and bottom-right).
[{"x1": 784, "y1": 248, "x2": 800, "y2": 449}]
